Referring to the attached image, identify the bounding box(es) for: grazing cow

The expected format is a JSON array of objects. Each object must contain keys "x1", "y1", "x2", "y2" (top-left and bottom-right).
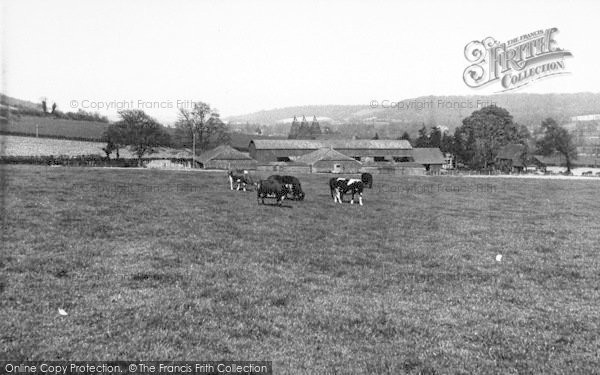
[
  {"x1": 582, "y1": 171, "x2": 593, "y2": 177},
  {"x1": 361, "y1": 173, "x2": 373, "y2": 188},
  {"x1": 267, "y1": 175, "x2": 305, "y2": 200},
  {"x1": 256, "y1": 180, "x2": 289, "y2": 205},
  {"x1": 228, "y1": 170, "x2": 253, "y2": 191},
  {"x1": 329, "y1": 177, "x2": 364, "y2": 205}
]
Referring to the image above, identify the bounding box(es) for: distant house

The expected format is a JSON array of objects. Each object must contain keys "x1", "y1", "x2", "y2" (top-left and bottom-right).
[
  {"x1": 442, "y1": 153, "x2": 455, "y2": 170},
  {"x1": 197, "y1": 145, "x2": 257, "y2": 170},
  {"x1": 295, "y1": 147, "x2": 362, "y2": 173},
  {"x1": 411, "y1": 148, "x2": 446, "y2": 174},
  {"x1": 496, "y1": 144, "x2": 527, "y2": 173}
]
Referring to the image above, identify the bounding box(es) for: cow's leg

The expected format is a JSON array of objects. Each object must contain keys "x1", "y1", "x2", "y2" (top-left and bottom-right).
[
  {"x1": 336, "y1": 189, "x2": 342, "y2": 204},
  {"x1": 229, "y1": 176, "x2": 234, "y2": 190},
  {"x1": 358, "y1": 193, "x2": 363, "y2": 206},
  {"x1": 242, "y1": 182, "x2": 247, "y2": 192}
]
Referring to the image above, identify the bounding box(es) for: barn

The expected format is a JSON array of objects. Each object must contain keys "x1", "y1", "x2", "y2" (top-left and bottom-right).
[
  {"x1": 295, "y1": 147, "x2": 363, "y2": 173},
  {"x1": 411, "y1": 148, "x2": 446, "y2": 174},
  {"x1": 496, "y1": 144, "x2": 527, "y2": 173},
  {"x1": 145, "y1": 148, "x2": 193, "y2": 169},
  {"x1": 197, "y1": 145, "x2": 257, "y2": 170},
  {"x1": 248, "y1": 139, "x2": 412, "y2": 163}
]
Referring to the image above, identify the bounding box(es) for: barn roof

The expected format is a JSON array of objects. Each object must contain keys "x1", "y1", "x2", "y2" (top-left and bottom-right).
[
  {"x1": 146, "y1": 147, "x2": 193, "y2": 159},
  {"x1": 197, "y1": 145, "x2": 254, "y2": 163},
  {"x1": 411, "y1": 148, "x2": 445, "y2": 164},
  {"x1": 295, "y1": 148, "x2": 362, "y2": 165},
  {"x1": 250, "y1": 139, "x2": 412, "y2": 150},
  {"x1": 229, "y1": 133, "x2": 287, "y2": 151}
]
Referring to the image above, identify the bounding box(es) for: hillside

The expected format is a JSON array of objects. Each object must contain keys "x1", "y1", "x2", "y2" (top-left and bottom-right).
[
  {"x1": 225, "y1": 93, "x2": 600, "y2": 136},
  {"x1": 2, "y1": 116, "x2": 110, "y2": 141},
  {"x1": 0, "y1": 93, "x2": 42, "y2": 110}
]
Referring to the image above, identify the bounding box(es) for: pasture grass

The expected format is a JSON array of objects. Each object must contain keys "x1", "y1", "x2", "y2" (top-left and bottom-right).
[{"x1": 1, "y1": 165, "x2": 599, "y2": 373}]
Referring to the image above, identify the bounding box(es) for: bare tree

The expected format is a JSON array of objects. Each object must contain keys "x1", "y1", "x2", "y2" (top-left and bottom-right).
[
  {"x1": 174, "y1": 102, "x2": 230, "y2": 157},
  {"x1": 115, "y1": 110, "x2": 171, "y2": 166}
]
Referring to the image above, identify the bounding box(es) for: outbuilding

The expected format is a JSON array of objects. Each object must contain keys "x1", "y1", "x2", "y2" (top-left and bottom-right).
[
  {"x1": 411, "y1": 148, "x2": 446, "y2": 174},
  {"x1": 295, "y1": 147, "x2": 363, "y2": 173},
  {"x1": 197, "y1": 145, "x2": 257, "y2": 170}
]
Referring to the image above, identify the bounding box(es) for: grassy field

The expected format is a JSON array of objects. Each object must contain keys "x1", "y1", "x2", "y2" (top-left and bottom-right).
[
  {"x1": 1, "y1": 165, "x2": 599, "y2": 373},
  {"x1": 3, "y1": 116, "x2": 109, "y2": 140}
]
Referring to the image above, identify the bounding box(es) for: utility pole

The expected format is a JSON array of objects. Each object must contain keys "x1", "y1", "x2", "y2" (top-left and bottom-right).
[{"x1": 192, "y1": 130, "x2": 196, "y2": 169}]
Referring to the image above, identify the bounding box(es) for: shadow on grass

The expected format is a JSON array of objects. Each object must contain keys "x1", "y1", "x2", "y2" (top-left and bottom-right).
[{"x1": 257, "y1": 203, "x2": 293, "y2": 209}]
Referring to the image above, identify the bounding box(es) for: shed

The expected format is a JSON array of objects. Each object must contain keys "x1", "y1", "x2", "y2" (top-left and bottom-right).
[
  {"x1": 197, "y1": 145, "x2": 257, "y2": 170},
  {"x1": 411, "y1": 148, "x2": 446, "y2": 174},
  {"x1": 496, "y1": 144, "x2": 527, "y2": 173},
  {"x1": 295, "y1": 148, "x2": 363, "y2": 173},
  {"x1": 145, "y1": 148, "x2": 193, "y2": 169}
]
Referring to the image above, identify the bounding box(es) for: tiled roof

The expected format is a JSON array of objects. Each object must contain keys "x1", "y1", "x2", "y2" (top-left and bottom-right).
[
  {"x1": 294, "y1": 148, "x2": 362, "y2": 165},
  {"x1": 250, "y1": 139, "x2": 412, "y2": 150},
  {"x1": 197, "y1": 145, "x2": 253, "y2": 163},
  {"x1": 411, "y1": 148, "x2": 445, "y2": 164}
]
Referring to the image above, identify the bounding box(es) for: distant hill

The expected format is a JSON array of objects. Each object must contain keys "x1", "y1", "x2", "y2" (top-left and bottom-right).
[
  {"x1": 225, "y1": 93, "x2": 600, "y2": 136},
  {"x1": 0, "y1": 93, "x2": 42, "y2": 111}
]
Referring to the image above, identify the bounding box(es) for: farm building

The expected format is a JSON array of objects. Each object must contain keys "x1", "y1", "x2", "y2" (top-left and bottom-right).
[
  {"x1": 249, "y1": 139, "x2": 413, "y2": 163},
  {"x1": 411, "y1": 148, "x2": 446, "y2": 174},
  {"x1": 196, "y1": 145, "x2": 257, "y2": 170},
  {"x1": 228, "y1": 133, "x2": 287, "y2": 152},
  {"x1": 144, "y1": 148, "x2": 193, "y2": 169},
  {"x1": 295, "y1": 147, "x2": 363, "y2": 173},
  {"x1": 496, "y1": 144, "x2": 527, "y2": 173},
  {"x1": 256, "y1": 161, "x2": 312, "y2": 174}
]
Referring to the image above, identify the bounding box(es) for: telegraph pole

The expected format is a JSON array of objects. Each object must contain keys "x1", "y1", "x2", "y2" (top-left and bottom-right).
[{"x1": 192, "y1": 130, "x2": 196, "y2": 168}]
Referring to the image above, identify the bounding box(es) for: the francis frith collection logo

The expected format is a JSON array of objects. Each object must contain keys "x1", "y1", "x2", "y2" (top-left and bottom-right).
[{"x1": 463, "y1": 27, "x2": 572, "y2": 91}]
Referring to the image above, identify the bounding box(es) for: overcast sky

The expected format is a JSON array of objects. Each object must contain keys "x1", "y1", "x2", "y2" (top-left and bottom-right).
[{"x1": 3, "y1": 0, "x2": 599, "y2": 123}]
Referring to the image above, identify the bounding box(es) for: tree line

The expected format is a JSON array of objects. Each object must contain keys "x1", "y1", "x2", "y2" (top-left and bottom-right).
[
  {"x1": 100, "y1": 102, "x2": 577, "y2": 171},
  {"x1": 101, "y1": 102, "x2": 229, "y2": 166},
  {"x1": 401, "y1": 105, "x2": 577, "y2": 171}
]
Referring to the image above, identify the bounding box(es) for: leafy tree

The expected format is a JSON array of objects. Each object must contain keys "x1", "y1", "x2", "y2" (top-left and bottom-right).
[
  {"x1": 440, "y1": 132, "x2": 455, "y2": 154},
  {"x1": 536, "y1": 118, "x2": 577, "y2": 172},
  {"x1": 455, "y1": 105, "x2": 527, "y2": 169},
  {"x1": 429, "y1": 127, "x2": 442, "y2": 148},
  {"x1": 398, "y1": 131, "x2": 412, "y2": 145},
  {"x1": 115, "y1": 109, "x2": 171, "y2": 166},
  {"x1": 101, "y1": 124, "x2": 126, "y2": 160},
  {"x1": 174, "y1": 102, "x2": 229, "y2": 153},
  {"x1": 414, "y1": 124, "x2": 430, "y2": 147}
]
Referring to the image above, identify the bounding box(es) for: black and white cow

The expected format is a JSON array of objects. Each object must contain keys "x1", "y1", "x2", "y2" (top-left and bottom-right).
[
  {"x1": 228, "y1": 170, "x2": 254, "y2": 191},
  {"x1": 267, "y1": 175, "x2": 305, "y2": 200},
  {"x1": 256, "y1": 179, "x2": 289, "y2": 205},
  {"x1": 329, "y1": 177, "x2": 364, "y2": 205},
  {"x1": 361, "y1": 173, "x2": 373, "y2": 189}
]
